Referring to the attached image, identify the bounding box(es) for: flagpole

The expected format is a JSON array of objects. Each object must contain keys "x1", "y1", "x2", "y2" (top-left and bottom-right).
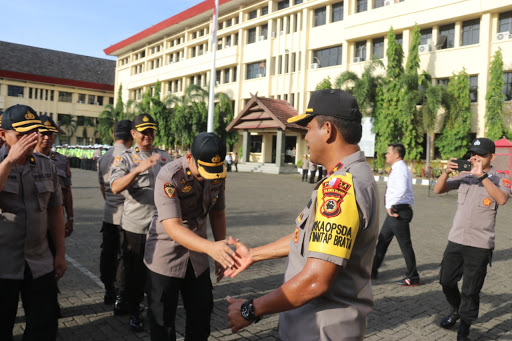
[{"x1": 207, "y1": 0, "x2": 219, "y2": 133}]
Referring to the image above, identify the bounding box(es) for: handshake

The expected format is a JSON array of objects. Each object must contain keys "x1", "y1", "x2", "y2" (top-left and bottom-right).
[{"x1": 210, "y1": 236, "x2": 253, "y2": 283}]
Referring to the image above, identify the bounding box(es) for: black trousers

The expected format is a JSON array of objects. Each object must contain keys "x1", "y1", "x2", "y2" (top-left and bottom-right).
[
  {"x1": 302, "y1": 169, "x2": 308, "y2": 182},
  {"x1": 316, "y1": 166, "x2": 324, "y2": 182},
  {"x1": 120, "y1": 229, "x2": 146, "y2": 314},
  {"x1": 309, "y1": 170, "x2": 316, "y2": 183},
  {"x1": 439, "y1": 241, "x2": 492, "y2": 323},
  {"x1": 0, "y1": 267, "x2": 58, "y2": 341},
  {"x1": 147, "y1": 265, "x2": 213, "y2": 341},
  {"x1": 100, "y1": 222, "x2": 124, "y2": 293},
  {"x1": 372, "y1": 205, "x2": 419, "y2": 281}
]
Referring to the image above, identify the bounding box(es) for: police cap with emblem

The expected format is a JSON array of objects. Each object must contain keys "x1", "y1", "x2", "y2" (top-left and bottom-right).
[
  {"x1": 1, "y1": 104, "x2": 42, "y2": 132},
  {"x1": 287, "y1": 89, "x2": 362, "y2": 126},
  {"x1": 191, "y1": 132, "x2": 226, "y2": 180},
  {"x1": 469, "y1": 138, "x2": 495, "y2": 155},
  {"x1": 132, "y1": 114, "x2": 157, "y2": 132},
  {"x1": 39, "y1": 115, "x2": 65, "y2": 134}
]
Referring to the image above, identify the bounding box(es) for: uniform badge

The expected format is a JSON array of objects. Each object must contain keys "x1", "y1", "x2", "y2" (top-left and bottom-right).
[
  {"x1": 483, "y1": 197, "x2": 492, "y2": 207},
  {"x1": 319, "y1": 194, "x2": 343, "y2": 218},
  {"x1": 161, "y1": 156, "x2": 167, "y2": 162},
  {"x1": 293, "y1": 227, "x2": 299, "y2": 243},
  {"x1": 212, "y1": 179, "x2": 221, "y2": 185},
  {"x1": 113, "y1": 156, "x2": 121, "y2": 167},
  {"x1": 212, "y1": 155, "x2": 221, "y2": 163},
  {"x1": 143, "y1": 116, "x2": 149, "y2": 122},
  {"x1": 297, "y1": 212, "x2": 304, "y2": 224},
  {"x1": 187, "y1": 170, "x2": 192, "y2": 176},
  {"x1": 180, "y1": 178, "x2": 186, "y2": 185},
  {"x1": 25, "y1": 112, "x2": 35, "y2": 120},
  {"x1": 164, "y1": 183, "x2": 176, "y2": 198},
  {"x1": 502, "y1": 178, "x2": 511, "y2": 189},
  {"x1": 182, "y1": 185, "x2": 192, "y2": 193}
]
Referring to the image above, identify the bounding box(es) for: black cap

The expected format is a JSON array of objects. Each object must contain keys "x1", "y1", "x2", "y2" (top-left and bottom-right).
[
  {"x1": 1, "y1": 105, "x2": 42, "y2": 132},
  {"x1": 132, "y1": 114, "x2": 157, "y2": 132},
  {"x1": 287, "y1": 89, "x2": 362, "y2": 126},
  {"x1": 39, "y1": 115, "x2": 62, "y2": 134},
  {"x1": 469, "y1": 138, "x2": 495, "y2": 155},
  {"x1": 191, "y1": 132, "x2": 226, "y2": 180},
  {"x1": 115, "y1": 120, "x2": 133, "y2": 134}
]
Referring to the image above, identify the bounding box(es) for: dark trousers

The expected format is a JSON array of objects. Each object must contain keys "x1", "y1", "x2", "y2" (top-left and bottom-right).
[
  {"x1": 233, "y1": 162, "x2": 238, "y2": 172},
  {"x1": 226, "y1": 163, "x2": 232, "y2": 172},
  {"x1": 372, "y1": 205, "x2": 419, "y2": 281},
  {"x1": 120, "y1": 229, "x2": 147, "y2": 314},
  {"x1": 147, "y1": 265, "x2": 213, "y2": 341},
  {"x1": 316, "y1": 166, "x2": 323, "y2": 182},
  {"x1": 0, "y1": 267, "x2": 58, "y2": 341},
  {"x1": 302, "y1": 169, "x2": 308, "y2": 182},
  {"x1": 309, "y1": 170, "x2": 316, "y2": 183},
  {"x1": 439, "y1": 241, "x2": 492, "y2": 323},
  {"x1": 100, "y1": 222, "x2": 124, "y2": 293}
]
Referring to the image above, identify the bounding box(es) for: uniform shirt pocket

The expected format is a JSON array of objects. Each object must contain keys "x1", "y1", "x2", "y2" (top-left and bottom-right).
[
  {"x1": 478, "y1": 194, "x2": 496, "y2": 210},
  {"x1": 35, "y1": 180, "x2": 55, "y2": 211},
  {"x1": 457, "y1": 186, "x2": 469, "y2": 205},
  {"x1": 134, "y1": 171, "x2": 151, "y2": 188}
]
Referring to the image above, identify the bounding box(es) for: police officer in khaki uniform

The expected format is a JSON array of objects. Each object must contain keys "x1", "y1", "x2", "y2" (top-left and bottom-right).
[
  {"x1": 434, "y1": 138, "x2": 510, "y2": 341},
  {"x1": 226, "y1": 90, "x2": 379, "y2": 341},
  {"x1": 97, "y1": 120, "x2": 133, "y2": 305},
  {"x1": 145, "y1": 132, "x2": 233, "y2": 341},
  {"x1": 110, "y1": 114, "x2": 170, "y2": 332},
  {"x1": 0, "y1": 104, "x2": 66, "y2": 341}
]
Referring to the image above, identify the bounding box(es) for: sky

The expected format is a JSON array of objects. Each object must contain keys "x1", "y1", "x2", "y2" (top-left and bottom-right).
[{"x1": 0, "y1": 0, "x2": 206, "y2": 60}]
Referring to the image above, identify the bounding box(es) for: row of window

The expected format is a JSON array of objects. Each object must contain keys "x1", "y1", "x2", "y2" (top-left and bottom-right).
[
  {"x1": 313, "y1": 2, "x2": 344, "y2": 27},
  {"x1": 356, "y1": 0, "x2": 404, "y2": 13},
  {"x1": 215, "y1": 66, "x2": 238, "y2": 85},
  {"x1": 4, "y1": 85, "x2": 112, "y2": 104}
]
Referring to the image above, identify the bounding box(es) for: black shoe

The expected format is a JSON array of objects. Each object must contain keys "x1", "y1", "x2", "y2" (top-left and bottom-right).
[
  {"x1": 129, "y1": 313, "x2": 144, "y2": 332},
  {"x1": 440, "y1": 311, "x2": 460, "y2": 329},
  {"x1": 396, "y1": 277, "x2": 420, "y2": 286},
  {"x1": 114, "y1": 298, "x2": 130, "y2": 316},
  {"x1": 457, "y1": 320, "x2": 471, "y2": 341},
  {"x1": 104, "y1": 288, "x2": 116, "y2": 305}
]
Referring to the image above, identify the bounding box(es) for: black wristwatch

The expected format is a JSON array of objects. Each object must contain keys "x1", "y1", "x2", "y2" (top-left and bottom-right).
[
  {"x1": 477, "y1": 172, "x2": 488, "y2": 182},
  {"x1": 241, "y1": 299, "x2": 261, "y2": 323}
]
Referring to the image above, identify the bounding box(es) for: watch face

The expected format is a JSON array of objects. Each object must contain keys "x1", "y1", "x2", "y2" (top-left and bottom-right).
[{"x1": 241, "y1": 302, "x2": 251, "y2": 319}]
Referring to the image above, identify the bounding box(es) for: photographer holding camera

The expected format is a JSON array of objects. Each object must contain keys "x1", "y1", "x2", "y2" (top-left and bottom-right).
[{"x1": 434, "y1": 138, "x2": 510, "y2": 341}]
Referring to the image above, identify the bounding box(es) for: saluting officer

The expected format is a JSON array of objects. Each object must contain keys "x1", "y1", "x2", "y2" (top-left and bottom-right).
[
  {"x1": 110, "y1": 114, "x2": 170, "y2": 332},
  {"x1": 144, "y1": 132, "x2": 234, "y2": 341},
  {"x1": 0, "y1": 105, "x2": 66, "y2": 341},
  {"x1": 97, "y1": 120, "x2": 133, "y2": 306}
]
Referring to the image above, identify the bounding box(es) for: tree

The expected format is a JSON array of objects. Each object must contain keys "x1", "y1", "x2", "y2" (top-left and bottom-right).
[
  {"x1": 214, "y1": 92, "x2": 238, "y2": 150},
  {"x1": 436, "y1": 69, "x2": 473, "y2": 159},
  {"x1": 315, "y1": 77, "x2": 332, "y2": 90},
  {"x1": 98, "y1": 85, "x2": 135, "y2": 144},
  {"x1": 485, "y1": 48, "x2": 508, "y2": 141},
  {"x1": 334, "y1": 59, "x2": 384, "y2": 117},
  {"x1": 58, "y1": 114, "x2": 78, "y2": 139}
]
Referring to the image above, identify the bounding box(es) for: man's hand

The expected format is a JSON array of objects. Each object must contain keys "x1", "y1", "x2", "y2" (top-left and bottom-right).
[
  {"x1": 386, "y1": 208, "x2": 399, "y2": 218},
  {"x1": 226, "y1": 296, "x2": 252, "y2": 333},
  {"x1": 468, "y1": 156, "x2": 484, "y2": 177},
  {"x1": 4, "y1": 132, "x2": 38, "y2": 165},
  {"x1": 445, "y1": 157, "x2": 458, "y2": 174},
  {"x1": 224, "y1": 237, "x2": 254, "y2": 278},
  {"x1": 206, "y1": 240, "x2": 235, "y2": 270},
  {"x1": 135, "y1": 154, "x2": 160, "y2": 173},
  {"x1": 65, "y1": 220, "x2": 73, "y2": 237},
  {"x1": 54, "y1": 254, "x2": 67, "y2": 281}
]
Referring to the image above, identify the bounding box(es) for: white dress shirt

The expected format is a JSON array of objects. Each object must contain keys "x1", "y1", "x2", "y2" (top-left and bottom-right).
[{"x1": 385, "y1": 160, "x2": 414, "y2": 209}]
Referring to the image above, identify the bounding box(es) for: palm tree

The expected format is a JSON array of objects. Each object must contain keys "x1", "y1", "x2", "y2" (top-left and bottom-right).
[
  {"x1": 98, "y1": 85, "x2": 135, "y2": 144},
  {"x1": 58, "y1": 114, "x2": 78, "y2": 140}
]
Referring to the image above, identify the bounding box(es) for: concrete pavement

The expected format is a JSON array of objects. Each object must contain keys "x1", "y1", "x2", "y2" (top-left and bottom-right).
[{"x1": 12, "y1": 169, "x2": 512, "y2": 340}]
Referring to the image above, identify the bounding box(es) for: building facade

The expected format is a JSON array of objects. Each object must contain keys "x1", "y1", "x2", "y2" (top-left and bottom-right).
[
  {"x1": 105, "y1": 0, "x2": 512, "y2": 162},
  {"x1": 0, "y1": 41, "x2": 115, "y2": 145}
]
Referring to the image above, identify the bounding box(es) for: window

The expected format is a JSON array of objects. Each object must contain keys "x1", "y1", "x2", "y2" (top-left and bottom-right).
[
  {"x1": 261, "y1": 24, "x2": 268, "y2": 39},
  {"x1": 373, "y1": 0, "x2": 384, "y2": 9},
  {"x1": 396, "y1": 33, "x2": 403, "y2": 46},
  {"x1": 50, "y1": 90, "x2": 54, "y2": 101},
  {"x1": 503, "y1": 72, "x2": 512, "y2": 101},
  {"x1": 313, "y1": 45, "x2": 342, "y2": 68},
  {"x1": 233, "y1": 66, "x2": 237, "y2": 82},
  {"x1": 97, "y1": 96, "x2": 104, "y2": 106},
  {"x1": 249, "y1": 10, "x2": 257, "y2": 20},
  {"x1": 216, "y1": 70, "x2": 222, "y2": 84},
  {"x1": 462, "y1": 19, "x2": 480, "y2": 46},
  {"x1": 192, "y1": 32, "x2": 197, "y2": 39},
  {"x1": 247, "y1": 61, "x2": 266, "y2": 79},
  {"x1": 234, "y1": 33, "x2": 239, "y2": 45},
  {"x1": 295, "y1": 0, "x2": 303, "y2": 4},
  {"x1": 226, "y1": 19, "x2": 232, "y2": 27},
  {"x1": 88, "y1": 94, "x2": 95, "y2": 105},
  {"x1": 437, "y1": 78, "x2": 449, "y2": 86},
  {"x1": 8, "y1": 85, "x2": 24, "y2": 97},
  {"x1": 314, "y1": 7, "x2": 326, "y2": 27},
  {"x1": 278, "y1": 0, "x2": 290, "y2": 10},
  {"x1": 248, "y1": 28, "x2": 257, "y2": 44},
  {"x1": 372, "y1": 38, "x2": 384, "y2": 59},
  {"x1": 438, "y1": 23, "x2": 455, "y2": 49},
  {"x1": 109, "y1": 97, "x2": 114, "y2": 105},
  {"x1": 498, "y1": 11, "x2": 512, "y2": 33},
  {"x1": 77, "y1": 116, "x2": 85, "y2": 126},
  {"x1": 78, "y1": 94, "x2": 86, "y2": 103},
  {"x1": 58, "y1": 91, "x2": 72, "y2": 103},
  {"x1": 291, "y1": 52, "x2": 297, "y2": 72},
  {"x1": 420, "y1": 28, "x2": 432, "y2": 45},
  {"x1": 332, "y1": 2, "x2": 344, "y2": 22},
  {"x1": 261, "y1": 6, "x2": 268, "y2": 15},
  {"x1": 249, "y1": 135, "x2": 262, "y2": 153},
  {"x1": 355, "y1": 41, "x2": 367, "y2": 61},
  {"x1": 224, "y1": 69, "x2": 230, "y2": 84},
  {"x1": 226, "y1": 35, "x2": 232, "y2": 47},
  {"x1": 356, "y1": 0, "x2": 367, "y2": 13},
  {"x1": 469, "y1": 75, "x2": 478, "y2": 102}
]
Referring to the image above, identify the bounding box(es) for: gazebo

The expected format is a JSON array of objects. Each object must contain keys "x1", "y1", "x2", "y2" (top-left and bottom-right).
[
  {"x1": 492, "y1": 137, "x2": 512, "y2": 176},
  {"x1": 226, "y1": 94, "x2": 307, "y2": 174}
]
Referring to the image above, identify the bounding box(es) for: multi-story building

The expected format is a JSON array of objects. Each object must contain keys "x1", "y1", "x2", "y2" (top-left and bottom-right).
[
  {"x1": 104, "y1": 0, "x2": 512, "y2": 165},
  {"x1": 0, "y1": 41, "x2": 115, "y2": 145}
]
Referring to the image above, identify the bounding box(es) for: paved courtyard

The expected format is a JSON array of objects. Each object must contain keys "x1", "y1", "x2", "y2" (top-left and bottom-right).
[{"x1": 13, "y1": 168, "x2": 512, "y2": 340}]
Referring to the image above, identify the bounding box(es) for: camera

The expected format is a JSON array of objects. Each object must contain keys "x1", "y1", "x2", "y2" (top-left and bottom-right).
[{"x1": 454, "y1": 159, "x2": 472, "y2": 171}]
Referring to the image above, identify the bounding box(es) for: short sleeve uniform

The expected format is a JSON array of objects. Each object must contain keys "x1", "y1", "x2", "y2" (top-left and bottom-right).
[
  {"x1": 0, "y1": 149, "x2": 63, "y2": 280},
  {"x1": 279, "y1": 151, "x2": 379, "y2": 341},
  {"x1": 144, "y1": 157, "x2": 225, "y2": 278},
  {"x1": 445, "y1": 167, "x2": 511, "y2": 249},
  {"x1": 110, "y1": 145, "x2": 170, "y2": 234}
]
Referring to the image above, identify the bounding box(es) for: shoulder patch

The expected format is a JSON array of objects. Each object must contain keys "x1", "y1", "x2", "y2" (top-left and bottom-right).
[
  {"x1": 502, "y1": 178, "x2": 511, "y2": 189},
  {"x1": 164, "y1": 183, "x2": 177, "y2": 198},
  {"x1": 113, "y1": 156, "x2": 121, "y2": 167}
]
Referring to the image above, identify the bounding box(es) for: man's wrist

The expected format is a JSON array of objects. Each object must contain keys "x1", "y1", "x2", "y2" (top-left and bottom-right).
[
  {"x1": 67, "y1": 216, "x2": 74, "y2": 221},
  {"x1": 477, "y1": 172, "x2": 488, "y2": 182},
  {"x1": 241, "y1": 299, "x2": 261, "y2": 323}
]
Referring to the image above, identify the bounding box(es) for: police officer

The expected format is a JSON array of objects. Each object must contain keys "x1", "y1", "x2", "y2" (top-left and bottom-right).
[
  {"x1": 97, "y1": 120, "x2": 133, "y2": 305},
  {"x1": 110, "y1": 114, "x2": 170, "y2": 331},
  {"x1": 226, "y1": 89, "x2": 380, "y2": 340},
  {"x1": 144, "y1": 132, "x2": 233, "y2": 341},
  {"x1": 434, "y1": 138, "x2": 510, "y2": 341},
  {"x1": 0, "y1": 104, "x2": 66, "y2": 341}
]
